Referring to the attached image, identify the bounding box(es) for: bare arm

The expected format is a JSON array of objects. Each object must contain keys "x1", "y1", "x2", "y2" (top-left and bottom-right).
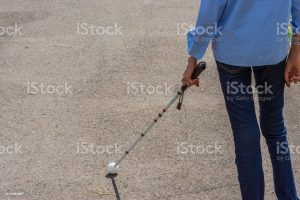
[{"x1": 285, "y1": 0, "x2": 300, "y2": 85}]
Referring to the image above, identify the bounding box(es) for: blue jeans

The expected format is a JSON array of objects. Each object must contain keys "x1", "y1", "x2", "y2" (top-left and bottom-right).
[{"x1": 216, "y1": 59, "x2": 299, "y2": 200}]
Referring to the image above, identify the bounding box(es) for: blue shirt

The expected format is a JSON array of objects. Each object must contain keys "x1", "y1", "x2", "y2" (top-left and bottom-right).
[{"x1": 187, "y1": 0, "x2": 300, "y2": 66}]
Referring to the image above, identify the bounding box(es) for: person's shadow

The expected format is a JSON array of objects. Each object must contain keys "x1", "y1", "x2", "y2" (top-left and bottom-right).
[{"x1": 105, "y1": 174, "x2": 121, "y2": 200}]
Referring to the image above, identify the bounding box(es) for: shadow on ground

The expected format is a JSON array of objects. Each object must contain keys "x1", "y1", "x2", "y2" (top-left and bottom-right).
[{"x1": 105, "y1": 174, "x2": 121, "y2": 200}]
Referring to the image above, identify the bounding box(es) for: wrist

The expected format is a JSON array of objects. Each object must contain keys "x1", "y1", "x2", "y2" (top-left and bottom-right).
[
  {"x1": 292, "y1": 36, "x2": 300, "y2": 46},
  {"x1": 188, "y1": 56, "x2": 197, "y2": 64},
  {"x1": 291, "y1": 43, "x2": 300, "y2": 52}
]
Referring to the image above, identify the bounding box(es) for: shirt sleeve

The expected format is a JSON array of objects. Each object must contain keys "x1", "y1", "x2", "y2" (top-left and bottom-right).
[
  {"x1": 291, "y1": 0, "x2": 300, "y2": 35},
  {"x1": 187, "y1": 0, "x2": 227, "y2": 59}
]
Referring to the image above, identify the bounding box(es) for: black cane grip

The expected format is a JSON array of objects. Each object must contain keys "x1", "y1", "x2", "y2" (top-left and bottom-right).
[
  {"x1": 191, "y1": 61, "x2": 206, "y2": 79},
  {"x1": 181, "y1": 61, "x2": 206, "y2": 91}
]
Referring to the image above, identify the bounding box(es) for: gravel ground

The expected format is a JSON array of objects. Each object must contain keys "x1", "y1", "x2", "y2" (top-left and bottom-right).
[{"x1": 0, "y1": 0, "x2": 299, "y2": 199}]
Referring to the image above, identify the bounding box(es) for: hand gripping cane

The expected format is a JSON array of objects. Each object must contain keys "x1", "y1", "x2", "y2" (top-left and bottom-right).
[{"x1": 107, "y1": 62, "x2": 206, "y2": 174}]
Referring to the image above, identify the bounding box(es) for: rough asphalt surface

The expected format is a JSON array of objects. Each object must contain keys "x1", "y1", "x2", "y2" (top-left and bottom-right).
[{"x1": 0, "y1": 0, "x2": 299, "y2": 199}]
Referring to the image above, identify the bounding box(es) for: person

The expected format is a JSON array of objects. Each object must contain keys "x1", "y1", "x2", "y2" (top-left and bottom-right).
[{"x1": 181, "y1": 1, "x2": 300, "y2": 200}]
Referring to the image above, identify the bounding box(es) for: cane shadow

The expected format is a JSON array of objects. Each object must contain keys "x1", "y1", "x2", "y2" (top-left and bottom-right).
[{"x1": 105, "y1": 174, "x2": 121, "y2": 200}]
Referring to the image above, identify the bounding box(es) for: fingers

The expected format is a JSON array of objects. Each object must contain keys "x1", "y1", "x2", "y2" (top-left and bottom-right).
[
  {"x1": 292, "y1": 67, "x2": 300, "y2": 83},
  {"x1": 285, "y1": 62, "x2": 292, "y2": 84},
  {"x1": 181, "y1": 77, "x2": 193, "y2": 87},
  {"x1": 285, "y1": 61, "x2": 300, "y2": 85},
  {"x1": 193, "y1": 79, "x2": 200, "y2": 87},
  {"x1": 291, "y1": 75, "x2": 300, "y2": 84},
  {"x1": 181, "y1": 70, "x2": 194, "y2": 87},
  {"x1": 181, "y1": 77, "x2": 200, "y2": 88},
  {"x1": 181, "y1": 59, "x2": 200, "y2": 88}
]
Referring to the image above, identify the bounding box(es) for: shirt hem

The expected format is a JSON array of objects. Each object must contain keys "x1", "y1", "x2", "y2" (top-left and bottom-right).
[{"x1": 213, "y1": 52, "x2": 288, "y2": 67}]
